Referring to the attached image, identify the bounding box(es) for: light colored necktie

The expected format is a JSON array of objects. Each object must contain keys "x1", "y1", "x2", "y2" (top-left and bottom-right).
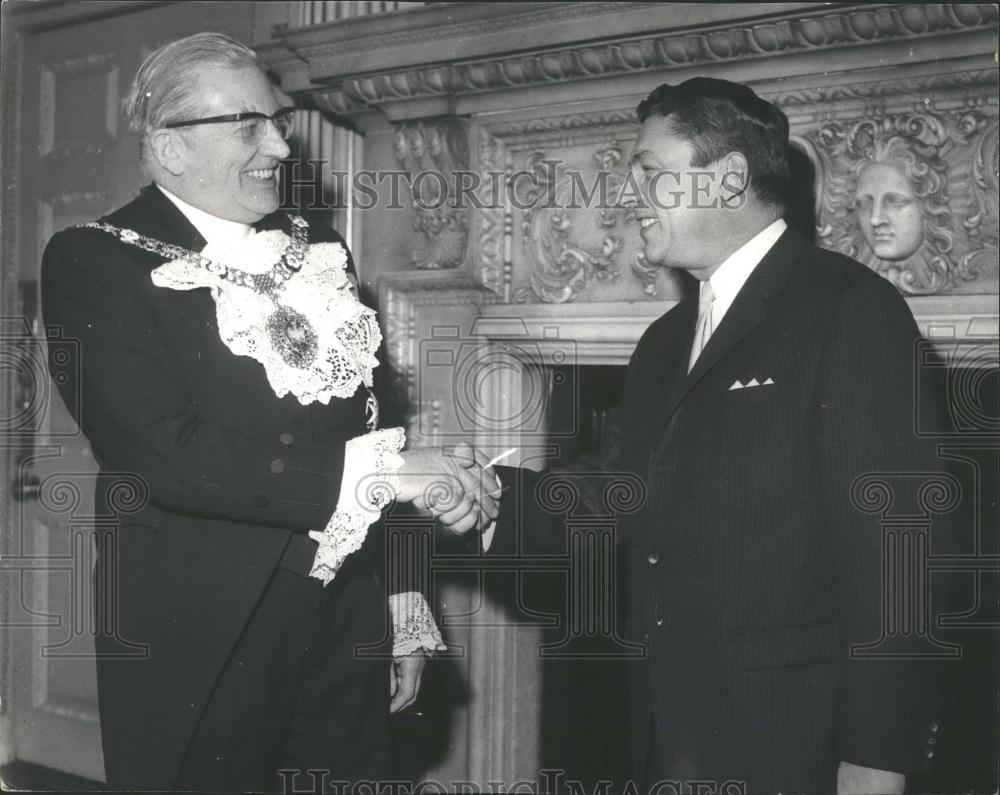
[{"x1": 688, "y1": 281, "x2": 716, "y2": 372}]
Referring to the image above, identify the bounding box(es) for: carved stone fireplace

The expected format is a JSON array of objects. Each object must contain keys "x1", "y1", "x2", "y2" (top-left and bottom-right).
[{"x1": 261, "y1": 2, "x2": 999, "y2": 783}]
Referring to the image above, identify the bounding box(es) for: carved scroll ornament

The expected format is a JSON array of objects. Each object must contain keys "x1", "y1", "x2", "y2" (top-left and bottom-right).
[{"x1": 512, "y1": 146, "x2": 666, "y2": 303}]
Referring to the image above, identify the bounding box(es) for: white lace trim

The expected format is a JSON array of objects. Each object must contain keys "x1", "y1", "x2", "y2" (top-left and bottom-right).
[
  {"x1": 307, "y1": 427, "x2": 406, "y2": 585},
  {"x1": 389, "y1": 592, "x2": 447, "y2": 657},
  {"x1": 150, "y1": 230, "x2": 381, "y2": 405}
]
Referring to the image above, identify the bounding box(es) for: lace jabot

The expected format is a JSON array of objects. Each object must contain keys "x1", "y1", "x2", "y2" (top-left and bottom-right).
[
  {"x1": 154, "y1": 228, "x2": 380, "y2": 406},
  {"x1": 78, "y1": 216, "x2": 446, "y2": 655},
  {"x1": 82, "y1": 216, "x2": 381, "y2": 406}
]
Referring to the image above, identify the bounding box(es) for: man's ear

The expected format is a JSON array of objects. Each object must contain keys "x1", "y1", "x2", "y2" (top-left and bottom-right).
[
  {"x1": 720, "y1": 152, "x2": 749, "y2": 205},
  {"x1": 148, "y1": 129, "x2": 186, "y2": 177}
]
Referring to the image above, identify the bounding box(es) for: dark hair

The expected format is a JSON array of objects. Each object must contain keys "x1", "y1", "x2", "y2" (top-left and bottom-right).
[{"x1": 637, "y1": 77, "x2": 790, "y2": 208}]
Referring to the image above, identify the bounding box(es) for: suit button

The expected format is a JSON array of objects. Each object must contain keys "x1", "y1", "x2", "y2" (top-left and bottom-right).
[
  {"x1": 924, "y1": 749, "x2": 934, "y2": 759},
  {"x1": 279, "y1": 432, "x2": 294, "y2": 445},
  {"x1": 930, "y1": 722, "x2": 939, "y2": 733},
  {"x1": 655, "y1": 617, "x2": 664, "y2": 626},
  {"x1": 270, "y1": 458, "x2": 285, "y2": 474},
  {"x1": 647, "y1": 552, "x2": 660, "y2": 565},
  {"x1": 927, "y1": 737, "x2": 936, "y2": 746},
  {"x1": 254, "y1": 494, "x2": 270, "y2": 508}
]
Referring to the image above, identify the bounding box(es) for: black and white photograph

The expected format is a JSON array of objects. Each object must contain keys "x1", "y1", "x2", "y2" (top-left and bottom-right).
[{"x1": 0, "y1": 3, "x2": 997, "y2": 793}]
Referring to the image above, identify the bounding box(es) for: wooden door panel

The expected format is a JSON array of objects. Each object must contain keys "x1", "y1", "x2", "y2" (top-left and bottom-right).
[{"x1": 3, "y1": 2, "x2": 262, "y2": 780}]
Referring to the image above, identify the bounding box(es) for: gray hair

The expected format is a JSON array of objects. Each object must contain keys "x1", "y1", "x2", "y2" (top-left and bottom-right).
[{"x1": 122, "y1": 32, "x2": 260, "y2": 143}]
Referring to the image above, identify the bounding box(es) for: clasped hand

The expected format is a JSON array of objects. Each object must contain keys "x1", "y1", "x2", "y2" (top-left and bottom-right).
[{"x1": 395, "y1": 443, "x2": 499, "y2": 534}]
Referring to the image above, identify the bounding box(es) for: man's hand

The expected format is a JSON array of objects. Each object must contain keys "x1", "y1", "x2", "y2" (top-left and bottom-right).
[
  {"x1": 837, "y1": 761, "x2": 905, "y2": 794},
  {"x1": 389, "y1": 651, "x2": 426, "y2": 714},
  {"x1": 396, "y1": 443, "x2": 499, "y2": 534}
]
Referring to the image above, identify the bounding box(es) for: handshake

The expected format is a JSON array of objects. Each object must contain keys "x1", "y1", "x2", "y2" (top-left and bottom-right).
[{"x1": 394, "y1": 443, "x2": 505, "y2": 535}]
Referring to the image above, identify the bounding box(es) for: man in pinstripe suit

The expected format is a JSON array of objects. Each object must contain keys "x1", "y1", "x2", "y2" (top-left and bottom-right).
[{"x1": 486, "y1": 77, "x2": 946, "y2": 794}]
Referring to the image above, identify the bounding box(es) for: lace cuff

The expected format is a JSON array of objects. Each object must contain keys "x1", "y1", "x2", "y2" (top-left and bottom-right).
[
  {"x1": 389, "y1": 591, "x2": 447, "y2": 657},
  {"x1": 308, "y1": 427, "x2": 406, "y2": 585}
]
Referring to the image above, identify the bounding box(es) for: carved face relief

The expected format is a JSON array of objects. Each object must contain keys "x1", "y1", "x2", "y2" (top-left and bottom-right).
[{"x1": 854, "y1": 162, "x2": 924, "y2": 261}]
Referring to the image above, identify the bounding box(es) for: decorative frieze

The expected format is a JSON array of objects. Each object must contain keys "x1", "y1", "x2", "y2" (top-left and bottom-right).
[
  {"x1": 469, "y1": 68, "x2": 999, "y2": 304},
  {"x1": 766, "y1": 69, "x2": 999, "y2": 118},
  {"x1": 264, "y1": 1, "x2": 998, "y2": 311},
  {"x1": 263, "y1": 3, "x2": 998, "y2": 115}
]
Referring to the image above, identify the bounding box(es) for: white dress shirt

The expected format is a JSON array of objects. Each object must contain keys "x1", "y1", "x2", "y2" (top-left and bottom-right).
[
  {"x1": 158, "y1": 185, "x2": 256, "y2": 245},
  {"x1": 702, "y1": 218, "x2": 787, "y2": 328}
]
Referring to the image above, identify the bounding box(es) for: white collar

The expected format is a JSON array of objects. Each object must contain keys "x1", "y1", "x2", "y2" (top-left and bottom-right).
[
  {"x1": 705, "y1": 218, "x2": 787, "y2": 325},
  {"x1": 157, "y1": 184, "x2": 255, "y2": 246}
]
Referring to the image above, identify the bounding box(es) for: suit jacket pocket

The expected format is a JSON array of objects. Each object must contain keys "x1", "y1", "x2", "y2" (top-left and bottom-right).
[
  {"x1": 730, "y1": 621, "x2": 841, "y2": 670},
  {"x1": 720, "y1": 384, "x2": 786, "y2": 409}
]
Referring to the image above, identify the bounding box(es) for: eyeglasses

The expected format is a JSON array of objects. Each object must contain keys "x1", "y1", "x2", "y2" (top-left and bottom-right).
[{"x1": 164, "y1": 107, "x2": 295, "y2": 144}]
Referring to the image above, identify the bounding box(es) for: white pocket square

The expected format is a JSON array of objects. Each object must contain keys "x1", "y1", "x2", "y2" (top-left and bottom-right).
[{"x1": 729, "y1": 377, "x2": 774, "y2": 391}]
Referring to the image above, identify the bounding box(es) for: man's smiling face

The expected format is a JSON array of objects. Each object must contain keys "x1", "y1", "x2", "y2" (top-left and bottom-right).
[
  {"x1": 630, "y1": 116, "x2": 734, "y2": 277},
  {"x1": 167, "y1": 65, "x2": 290, "y2": 223}
]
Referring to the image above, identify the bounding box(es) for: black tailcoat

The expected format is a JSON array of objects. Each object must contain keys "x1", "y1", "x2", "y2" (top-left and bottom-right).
[{"x1": 41, "y1": 185, "x2": 387, "y2": 788}]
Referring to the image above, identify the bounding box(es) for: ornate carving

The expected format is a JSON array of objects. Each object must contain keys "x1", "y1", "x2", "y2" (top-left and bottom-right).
[
  {"x1": 766, "y1": 69, "x2": 998, "y2": 114},
  {"x1": 630, "y1": 252, "x2": 660, "y2": 297},
  {"x1": 515, "y1": 147, "x2": 633, "y2": 303},
  {"x1": 479, "y1": 111, "x2": 638, "y2": 151},
  {"x1": 469, "y1": 68, "x2": 995, "y2": 303},
  {"x1": 806, "y1": 110, "x2": 999, "y2": 294},
  {"x1": 475, "y1": 126, "x2": 509, "y2": 296},
  {"x1": 330, "y1": 2, "x2": 633, "y2": 52},
  {"x1": 477, "y1": 111, "x2": 692, "y2": 302},
  {"x1": 303, "y1": 4, "x2": 998, "y2": 113},
  {"x1": 970, "y1": 116, "x2": 1000, "y2": 245},
  {"x1": 393, "y1": 119, "x2": 470, "y2": 270}
]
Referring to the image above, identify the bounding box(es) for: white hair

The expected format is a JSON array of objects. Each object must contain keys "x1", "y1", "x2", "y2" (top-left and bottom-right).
[{"x1": 121, "y1": 32, "x2": 261, "y2": 155}]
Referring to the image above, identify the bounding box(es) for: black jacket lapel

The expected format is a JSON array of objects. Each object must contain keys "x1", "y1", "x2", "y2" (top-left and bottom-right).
[
  {"x1": 660, "y1": 295, "x2": 698, "y2": 399},
  {"x1": 660, "y1": 227, "x2": 809, "y2": 421}
]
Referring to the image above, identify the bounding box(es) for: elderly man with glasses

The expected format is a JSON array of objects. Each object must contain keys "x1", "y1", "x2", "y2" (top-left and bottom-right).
[{"x1": 41, "y1": 32, "x2": 497, "y2": 793}]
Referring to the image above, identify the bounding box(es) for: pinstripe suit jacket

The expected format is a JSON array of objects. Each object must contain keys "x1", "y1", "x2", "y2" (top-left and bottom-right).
[
  {"x1": 495, "y1": 226, "x2": 946, "y2": 792},
  {"x1": 616, "y1": 227, "x2": 944, "y2": 790}
]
